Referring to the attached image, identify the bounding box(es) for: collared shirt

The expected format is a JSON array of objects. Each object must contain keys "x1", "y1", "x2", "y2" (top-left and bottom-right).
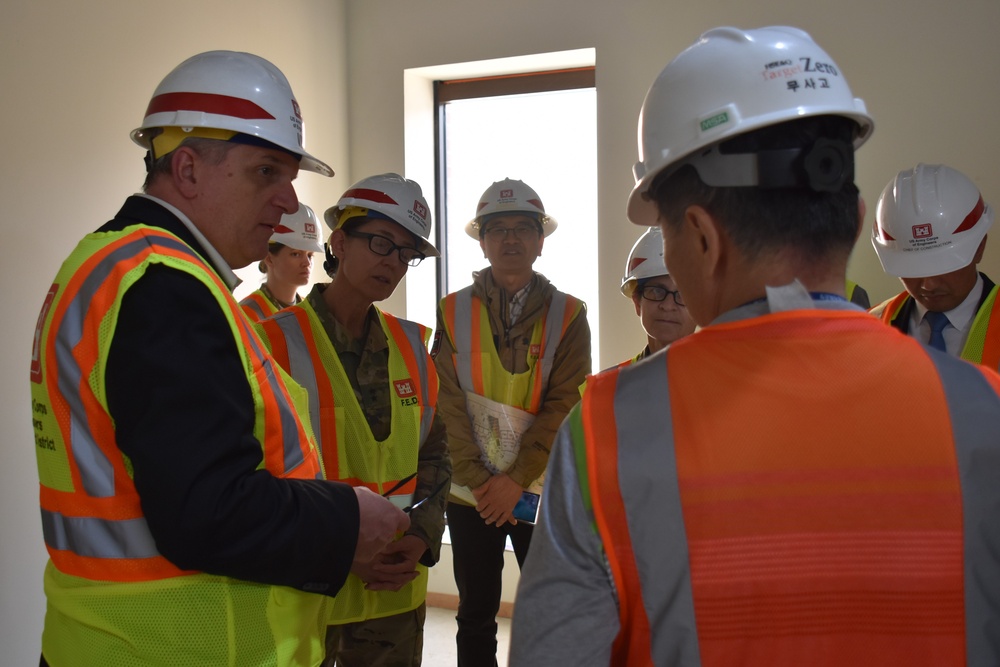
[
  {"x1": 136, "y1": 193, "x2": 241, "y2": 291},
  {"x1": 508, "y1": 280, "x2": 533, "y2": 326},
  {"x1": 907, "y1": 274, "x2": 984, "y2": 356}
]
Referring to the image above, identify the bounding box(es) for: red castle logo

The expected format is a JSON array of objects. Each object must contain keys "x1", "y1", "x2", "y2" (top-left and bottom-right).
[
  {"x1": 500, "y1": 189, "x2": 514, "y2": 198},
  {"x1": 912, "y1": 224, "x2": 933, "y2": 239},
  {"x1": 413, "y1": 201, "x2": 428, "y2": 219},
  {"x1": 394, "y1": 379, "x2": 416, "y2": 398}
]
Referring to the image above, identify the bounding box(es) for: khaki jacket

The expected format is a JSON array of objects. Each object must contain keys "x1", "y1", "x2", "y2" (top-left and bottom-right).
[{"x1": 434, "y1": 269, "x2": 591, "y2": 503}]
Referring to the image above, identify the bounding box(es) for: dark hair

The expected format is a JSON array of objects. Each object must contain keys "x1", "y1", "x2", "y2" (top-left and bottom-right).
[
  {"x1": 649, "y1": 116, "x2": 861, "y2": 264},
  {"x1": 142, "y1": 137, "x2": 237, "y2": 191},
  {"x1": 258, "y1": 242, "x2": 287, "y2": 274}
]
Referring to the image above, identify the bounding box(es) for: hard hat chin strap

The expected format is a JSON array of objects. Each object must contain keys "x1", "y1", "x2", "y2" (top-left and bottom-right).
[{"x1": 689, "y1": 137, "x2": 854, "y2": 192}]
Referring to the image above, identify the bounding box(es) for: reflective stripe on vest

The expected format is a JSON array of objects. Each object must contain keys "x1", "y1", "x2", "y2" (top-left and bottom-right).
[
  {"x1": 240, "y1": 289, "x2": 278, "y2": 322},
  {"x1": 32, "y1": 226, "x2": 321, "y2": 581},
  {"x1": 871, "y1": 291, "x2": 909, "y2": 324},
  {"x1": 579, "y1": 311, "x2": 996, "y2": 665},
  {"x1": 258, "y1": 301, "x2": 437, "y2": 622},
  {"x1": 443, "y1": 285, "x2": 579, "y2": 413},
  {"x1": 929, "y1": 348, "x2": 1000, "y2": 665}
]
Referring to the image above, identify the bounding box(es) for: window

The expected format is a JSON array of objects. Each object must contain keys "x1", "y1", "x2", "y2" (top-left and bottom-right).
[{"x1": 407, "y1": 60, "x2": 597, "y2": 368}]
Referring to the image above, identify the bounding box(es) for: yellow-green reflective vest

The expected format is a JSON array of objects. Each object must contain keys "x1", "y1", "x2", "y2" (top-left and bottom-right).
[
  {"x1": 30, "y1": 225, "x2": 328, "y2": 667},
  {"x1": 258, "y1": 299, "x2": 437, "y2": 624}
]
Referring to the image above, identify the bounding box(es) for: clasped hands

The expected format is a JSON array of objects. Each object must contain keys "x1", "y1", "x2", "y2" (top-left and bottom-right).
[
  {"x1": 351, "y1": 534, "x2": 426, "y2": 592},
  {"x1": 472, "y1": 472, "x2": 523, "y2": 527}
]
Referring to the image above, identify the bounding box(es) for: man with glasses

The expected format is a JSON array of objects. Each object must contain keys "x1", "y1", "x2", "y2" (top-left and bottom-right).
[
  {"x1": 433, "y1": 178, "x2": 591, "y2": 666},
  {"x1": 620, "y1": 226, "x2": 696, "y2": 363},
  {"x1": 257, "y1": 173, "x2": 451, "y2": 666}
]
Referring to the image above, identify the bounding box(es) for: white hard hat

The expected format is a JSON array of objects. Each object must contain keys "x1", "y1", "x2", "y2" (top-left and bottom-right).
[
  {"x1": 131, "y1": 51, "x2": 333, "y2": 177},
  {"x1": 621, "y1": 227, "x2": 669, "y2": 297},
  {"x1": 627, "y1": 26, "x2": 874, "y2": 225},
  {"x1": 873, "y1": 164, "x2": 993, "y2": 278},
  {"x1": 270, "y1": 203, "x2": 324, "y2": 254},
  {"x1": 324, "y1": 173, "x2": 439, "y2": 257},
  {"x1": 466, "y1": 178, "x2": 558, "y2": 239}
]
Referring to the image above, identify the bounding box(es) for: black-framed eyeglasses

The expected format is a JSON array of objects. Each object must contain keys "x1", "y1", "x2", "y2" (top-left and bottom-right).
[
  {"x1": 638, "y1": 284, "x2": 685, "y2": 306},
  {"x1": 483, "y1": 224, "x2": 539, "y2": 242},
  {"x1": 346, "y1": 230, "x2": 426, "y2": 266}
]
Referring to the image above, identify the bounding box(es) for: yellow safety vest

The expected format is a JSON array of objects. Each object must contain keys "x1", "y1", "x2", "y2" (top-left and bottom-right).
[
  {"x1": 258, "y1": 299, "x2": 437, "y2": 624},
  {"x1": 30, "y1": 225, "x2": 328, "y2": 667},
  {"x1": 440, "y1": 286, "x2": 582, "y2": 412}
]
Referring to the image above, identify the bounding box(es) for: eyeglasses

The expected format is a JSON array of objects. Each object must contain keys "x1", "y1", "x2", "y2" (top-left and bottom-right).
[
  {"x1": 346, "y1": 230, "x2": 426, "y2": 266},
  {"x1": 638, "y1": 284, "x2": 685, "y2": 306},
  {"x1": 483, "y1": 224, "x2": 539, "y2": 241}
]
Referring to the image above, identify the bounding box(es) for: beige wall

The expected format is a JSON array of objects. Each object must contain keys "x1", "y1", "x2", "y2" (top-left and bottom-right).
[{"x1": 4, "y1": 0, "x2": 1000, "y2": 661}]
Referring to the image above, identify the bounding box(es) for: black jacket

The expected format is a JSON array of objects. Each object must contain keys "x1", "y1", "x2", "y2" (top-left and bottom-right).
[{"x1": 103, "y1": 195, "x2": 358, "y2": 595}]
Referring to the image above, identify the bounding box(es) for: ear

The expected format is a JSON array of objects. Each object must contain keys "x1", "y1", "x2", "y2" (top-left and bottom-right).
[
  {"x1": 685, "y1": 205, "x2": 725, "y2": 280},
  {"x1": 974, "y1": 234, "x2": 988, "y2": 264},
  {"x1": 328, "y1": 228, "x2": 348, "y2": 259},
  {"x1": 537, "y1": 235, "x2": 544, "y2": 256},
  {"x1": 171, "y1": 146, "x2": 200, "y2": 199},
  {"x1": 479, "y1": 237, "x2": 487, "y2": 257},
  {"x1": 632, "y1": 293, "x2": 642, "y2": 317}
]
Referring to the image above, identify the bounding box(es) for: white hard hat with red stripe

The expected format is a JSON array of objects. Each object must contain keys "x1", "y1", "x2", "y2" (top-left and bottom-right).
[
  {"x1": 627, "y1": 26, "x2": 874, "y2": 225},
  {"x1": 873, "y1": 163, "x2": 993, "y2": 278},
  {"x1": 621, "y1": 226, "x2": 670, "y2": 297},
  {"x1": 131, "y1": 50, "x2": 333, "y2": 177},
  {"x1": 270, "y1": 203, "x2": 324, "y2": 254},
  {"x1": 466, "y1": 178, "x2": 558, "y2": 239},
  {"x1": 324, "y1": 173, "x2": 439, "y2": 257}
]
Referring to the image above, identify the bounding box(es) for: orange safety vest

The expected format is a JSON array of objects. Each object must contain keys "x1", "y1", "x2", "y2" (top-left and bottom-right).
[
  {"x1": 257, "y1": 300, "x2": 438, "y2": 623},
  {"x1": 440, "y1": 285, "x2": 582, "y2": 413},
  {"x1": 871, "y1": 286, "x2": 1000, "y2": 370},
  {"x1": 576, "y1": 309, "x2": 1000, "y2": 665},
  {"x1": 240, "y1": 288, "x2": 282, "y2": 322}
]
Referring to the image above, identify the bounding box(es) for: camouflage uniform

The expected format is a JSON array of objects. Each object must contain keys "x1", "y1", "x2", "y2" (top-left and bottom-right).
[{"x1": 305, "y1": 284, "x2": 451, "y2": 667}]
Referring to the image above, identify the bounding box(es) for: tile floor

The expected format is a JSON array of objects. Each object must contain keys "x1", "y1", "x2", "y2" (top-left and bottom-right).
[{"x1": 422, "y1": 604, "x2": 511, "y2": 666}]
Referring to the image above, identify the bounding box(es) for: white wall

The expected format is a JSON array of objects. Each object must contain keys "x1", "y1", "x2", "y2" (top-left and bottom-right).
[
  {"x1": 0, "y1": 2, "x2": 350, "y2": 663},
  {"x1": 345, "y1": 0, "x2": 1000, "y2": 368},
  {"x1": 5, "y1": 0, "x2": 1000, "y2": 663}
]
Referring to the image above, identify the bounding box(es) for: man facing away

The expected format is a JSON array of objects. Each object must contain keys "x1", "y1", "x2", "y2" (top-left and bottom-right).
[
  {"x1": 510, "y1": 26, "x2": 1000, "y2": 667},
  {"x1": 433, "y1": 178, "x2": 591, "y2": 666},
  {"x1": 871, "y1": 163, "x2": 1000, "y2": 370},
  {"x1": 30, "y1": 50, "x2": 406, "y2": 666}
]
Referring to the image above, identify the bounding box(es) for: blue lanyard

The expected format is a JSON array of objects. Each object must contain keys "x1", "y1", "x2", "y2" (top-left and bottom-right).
[{"x1": 740, "y1": 292, "x2": 848, "y2": 308}]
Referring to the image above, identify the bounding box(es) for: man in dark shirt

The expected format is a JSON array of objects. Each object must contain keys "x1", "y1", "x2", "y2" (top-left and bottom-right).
[{"x1": 31, "y1": 50, "x2": 407, "y2": 666}]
